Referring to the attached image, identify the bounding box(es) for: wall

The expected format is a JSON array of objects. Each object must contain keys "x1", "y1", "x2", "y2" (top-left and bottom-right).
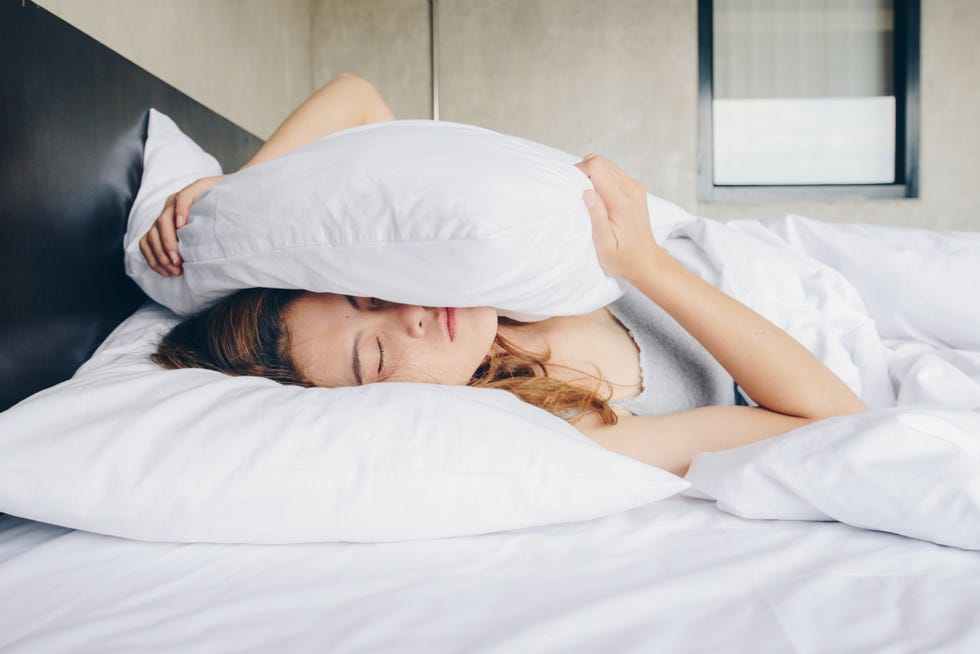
[
  {"x1": 311, "y1": 0, "x2": 979, "y2": 231},
  {"x1": 38, "y1": 0, "x2": 980, "y2": 230},
  {"x1": 35, "y1": 0, "x2": 314, "y2": 139},
  {"x1": 313, "y1": 0, "x2": 431, "y2": 120}
]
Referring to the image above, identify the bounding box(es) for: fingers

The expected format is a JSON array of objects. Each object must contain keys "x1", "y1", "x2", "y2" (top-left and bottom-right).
[
  {"x1": 575, "y1": 154, "x2": 646, "y2": 205},
  {"x1": 147, "y1": 226, "x2": 181, "y2": 277},
  {"x1": 139, "y1": 195, "x2": 182, "y2": 277},
  {"x1": 140, "y1": 227, "x2": 170, "y2": 277},
  {"x1": 583, "y1": 188, "x2": 616, "y2": 248},
  {"x1": 582, "y1": 187, "x2": 621, "y2": 276},
  {"x1": 138, "y1": 233, "x2": 167, "y2": 277},
  {"x1": 157, "y1": 203, "x2": 182, "y2": 270},
  {"x1": 173, "y1": 188, "x2": 195, "y2": 229}
]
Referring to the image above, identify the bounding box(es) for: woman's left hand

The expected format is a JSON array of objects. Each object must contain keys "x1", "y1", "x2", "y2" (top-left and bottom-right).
[
  {"x1": 138, "y1": 174, "x2": 226, "y2": 277},
  {"x1": 574, "y1": 154, "x2": 660, "y2": 280}
]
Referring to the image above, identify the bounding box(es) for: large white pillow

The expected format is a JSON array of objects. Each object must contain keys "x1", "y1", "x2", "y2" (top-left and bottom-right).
[
  {"x1": 683, "y1": 407, "x2": 980, "y2": 550},
  {"x1": 125, "y1": 111, "x2": 625, "y2": 320},
  {"x1": 0, "y1": 302, "x2": 687, "y2": 543}
]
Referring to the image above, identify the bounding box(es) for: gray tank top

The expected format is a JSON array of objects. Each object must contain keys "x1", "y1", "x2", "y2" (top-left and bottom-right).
[{"x1": 605, "y1": 283, "x2": 743, "y2": 416}]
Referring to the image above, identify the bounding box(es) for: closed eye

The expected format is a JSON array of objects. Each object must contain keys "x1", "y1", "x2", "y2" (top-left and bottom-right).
[{"x1": 377, "y1": 337, "x2": 384, "y2": 377}]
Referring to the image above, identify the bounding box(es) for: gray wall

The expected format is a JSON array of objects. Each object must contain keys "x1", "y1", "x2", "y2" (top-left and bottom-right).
[
  {"x1": 311, "y1": 0, "x2": 980, "y2": 231},
  {"x1": 38, "y1": 0, "x2": 980, "y2": 231},
  {"x1": 36, "y1": 0, "x2": 314, "y2": 139}
]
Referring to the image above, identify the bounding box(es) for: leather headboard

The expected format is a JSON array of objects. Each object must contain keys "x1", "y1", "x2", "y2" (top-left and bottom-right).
[{"x1": 0, "y1": 1, "x2": 263, "y2": 411}]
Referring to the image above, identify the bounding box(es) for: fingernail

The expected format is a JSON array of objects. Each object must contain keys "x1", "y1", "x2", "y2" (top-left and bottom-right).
[
  {"x1": 176, "y1": 215, "x2": 185, "y2": 228},
  {"x1": 169, "y1": 251, "x2": 179, "y2": 265},
  {"x1": 583, "y1": 189, "x2": 598, "y2": 208}
]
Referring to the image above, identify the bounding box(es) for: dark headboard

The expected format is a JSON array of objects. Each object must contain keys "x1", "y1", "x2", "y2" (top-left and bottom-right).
[{"x1": 0, "y1": 1, "x2": 263, "y2": 411}]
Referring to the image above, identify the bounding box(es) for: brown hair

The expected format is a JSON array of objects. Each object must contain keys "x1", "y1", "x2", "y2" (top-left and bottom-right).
[{"x1": 151, "y1": 288, "x2": 618, "y2": 425}]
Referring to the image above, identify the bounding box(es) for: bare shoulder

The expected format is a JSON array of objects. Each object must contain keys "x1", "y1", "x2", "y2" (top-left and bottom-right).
[{"x1": 572, "y1": 406, "x2": 817, "y2": 476}]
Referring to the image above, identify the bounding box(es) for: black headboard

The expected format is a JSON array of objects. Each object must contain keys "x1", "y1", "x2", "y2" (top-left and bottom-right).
[{"x1": 0, "y1": 1, "x2": 263, "y2": 411}]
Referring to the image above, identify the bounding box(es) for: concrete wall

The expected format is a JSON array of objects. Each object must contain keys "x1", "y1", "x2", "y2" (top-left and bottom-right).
[
  {"x1": 441, "y1": 0, "x2": 979, "y2": 230},
  {"x1": 37, "y1": 0, "x2": 980, "y2": 230},
  {"x1": 35, "y1": 0, "x2": 314, "y2": 139},
  {"x1": 313, "y1": 0, "x2": 431, "y2": 120}
]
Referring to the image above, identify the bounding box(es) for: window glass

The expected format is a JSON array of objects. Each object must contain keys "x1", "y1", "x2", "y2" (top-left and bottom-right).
[{"x1": 712, "y1": 0, "x2": 895, "y2": 185}]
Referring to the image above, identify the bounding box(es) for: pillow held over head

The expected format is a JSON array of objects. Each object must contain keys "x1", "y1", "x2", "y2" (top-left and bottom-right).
[{"x1": 125, "y1": 112, "x2": 626, "y2": 321}]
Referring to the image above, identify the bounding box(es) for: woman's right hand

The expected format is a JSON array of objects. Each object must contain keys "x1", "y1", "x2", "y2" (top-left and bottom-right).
[
  {"x1": 138, "y1": 174, "x2": 226, "y2": 277},
  {"x1": 574, "y1": 154, "x2": 660, "y2": 280}
]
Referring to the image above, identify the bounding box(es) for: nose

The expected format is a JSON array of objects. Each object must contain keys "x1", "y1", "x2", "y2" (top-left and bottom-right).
[{"x1": 392, "y1": 304, "x2": 427, "y2": 338}]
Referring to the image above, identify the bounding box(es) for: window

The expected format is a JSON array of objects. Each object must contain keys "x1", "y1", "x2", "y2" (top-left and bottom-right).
[{"x1": 698, "y1": 0, "x2": 920, "y2": 201}]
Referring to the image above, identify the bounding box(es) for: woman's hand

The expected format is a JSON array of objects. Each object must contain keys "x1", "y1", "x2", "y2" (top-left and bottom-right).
[
  {"x1": 575, "y1": 154, "x2": 660, "y2": 280},
  {"x1": 138, "y1": 174, "x2": 226, "y2": 277}
]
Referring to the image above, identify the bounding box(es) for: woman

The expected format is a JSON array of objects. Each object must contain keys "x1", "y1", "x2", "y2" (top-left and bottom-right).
[{"x1": 142, "y1": 74, "x2": 866, "y2": 477}]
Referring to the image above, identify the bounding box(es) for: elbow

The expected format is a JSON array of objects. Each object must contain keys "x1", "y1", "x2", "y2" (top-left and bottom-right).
[
  {"x1": 807, "y1": 397, "x2": 868, "y2": 422},
  {"x1": 332, "y1": 72, "x2": 376, "y2": 92}
]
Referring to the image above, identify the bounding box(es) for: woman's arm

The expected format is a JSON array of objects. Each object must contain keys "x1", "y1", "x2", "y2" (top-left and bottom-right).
[
  {"x1": 141, "y1": 74, "x2": 394, "y2": 277},
  {"x1": 573, "y1": 154, "x2": 866, "y2": 475},
  {"x1": 240, "y1": 72, "x2": 394, "y2": 170}
]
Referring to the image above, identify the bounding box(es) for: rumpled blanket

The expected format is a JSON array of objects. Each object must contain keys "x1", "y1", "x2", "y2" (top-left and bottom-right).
[{"x1": 665, "y1": 215, "x2": 980, "y2": 549}]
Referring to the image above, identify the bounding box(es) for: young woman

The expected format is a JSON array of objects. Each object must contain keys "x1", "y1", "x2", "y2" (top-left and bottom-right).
[{"x1": 143, "y1": 74, "x2": 866, "y2": 477}]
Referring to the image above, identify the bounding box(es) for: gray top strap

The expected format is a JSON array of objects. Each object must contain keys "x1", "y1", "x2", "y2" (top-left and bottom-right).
[{"x1": 606, "y1": 282, "x2": 740, "y2": 416}]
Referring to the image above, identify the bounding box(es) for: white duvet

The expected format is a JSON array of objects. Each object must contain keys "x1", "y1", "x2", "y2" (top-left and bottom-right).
[{"x1": 665, "y1": 215, "x2": 980, "y2": 550}]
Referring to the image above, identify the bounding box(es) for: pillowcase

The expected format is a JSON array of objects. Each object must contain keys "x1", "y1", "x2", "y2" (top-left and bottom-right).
[
  {"x1": 0, "y1": 301, "x2": 688, "y2": 543},
  {"x1": 682, "y1": 407, "x2": 980, "y2": 550},
  {"x1": 125, "y1": 111, "x2": 688, "y2": 320},
  {"x1": 124, "y1": 110, "x2": 620, "y2": 320}
]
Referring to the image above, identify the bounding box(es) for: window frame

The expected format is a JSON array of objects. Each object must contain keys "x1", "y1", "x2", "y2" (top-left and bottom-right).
[{"x1": 697, "y1": 0, "x2": 920, "y2": 202}]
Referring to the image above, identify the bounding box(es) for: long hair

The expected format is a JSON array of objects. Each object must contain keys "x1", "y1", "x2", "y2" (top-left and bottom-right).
[
  {"x1": 469, "y1": 319, "x2": 619, "y2": 424},
  {"x1": 151, "y1": 288, "x2": 619, "y2": 425},
  {"x1": 151, "y1": 288, "x2": 313, "y2": 387}
]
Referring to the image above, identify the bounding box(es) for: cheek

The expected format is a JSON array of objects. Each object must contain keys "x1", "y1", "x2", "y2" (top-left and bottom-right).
[{"x1": 467, "y1": 307, "x2": 499, "y2": 351}]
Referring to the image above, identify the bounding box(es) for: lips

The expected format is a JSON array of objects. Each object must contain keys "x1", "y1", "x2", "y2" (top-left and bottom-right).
[{"x1": 445, "y1": 308, "x2": 456, "y2": 342}]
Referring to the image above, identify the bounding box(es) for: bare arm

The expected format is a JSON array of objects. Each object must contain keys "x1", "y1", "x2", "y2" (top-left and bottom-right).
[
  {"x1": 141, "y1": 73, "x2": 394, "y2": 277},
  {"x1": 573, "y1": 155, "x2": 866, "y2": 475},
  {"x1": 240, "y1": 72, "x2": 394, "y2": 169}
]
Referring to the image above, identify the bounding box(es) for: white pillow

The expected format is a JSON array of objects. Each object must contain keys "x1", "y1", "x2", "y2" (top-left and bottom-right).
[
  {"x1": 683, "y1": 407, "x2": 980, "y2": 550},
  {"x1": 124, "y1": 111, "x2": 626, "y2": 321},
  {"x1": 0, "y1": 302, "x2": 688, "y2": 543}
]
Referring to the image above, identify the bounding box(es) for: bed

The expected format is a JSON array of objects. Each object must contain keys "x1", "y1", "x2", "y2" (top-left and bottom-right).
[{"x1": 3, "y1": 2, "x2": 980, "y2": 652}]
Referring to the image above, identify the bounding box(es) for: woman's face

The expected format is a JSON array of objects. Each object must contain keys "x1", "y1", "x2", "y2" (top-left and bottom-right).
[{"x1": 283, "y1": 293, "x2": 499, "y2": 387}]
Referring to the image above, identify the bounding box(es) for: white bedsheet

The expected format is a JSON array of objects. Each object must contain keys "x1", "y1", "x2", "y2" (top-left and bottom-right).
[
  {"x1": 4, "y1": 214, "x2": 980, "y2": 651},
  {"x1": 2, "y1": 495, "x2": 979, "y2": 653}
]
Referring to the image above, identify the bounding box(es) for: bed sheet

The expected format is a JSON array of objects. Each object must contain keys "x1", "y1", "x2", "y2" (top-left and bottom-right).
[{"x1": 2, "y1": 494, "x2": 979, "y2": 653}]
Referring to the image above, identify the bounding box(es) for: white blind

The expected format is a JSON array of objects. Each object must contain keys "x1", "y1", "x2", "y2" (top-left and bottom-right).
[{"x1": 712, "y1": 0, "x2": 896, "y2": 185}]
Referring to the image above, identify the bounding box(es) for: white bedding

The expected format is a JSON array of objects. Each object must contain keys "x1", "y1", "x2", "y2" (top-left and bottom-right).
[
  {"x1": 2, "y1": 496, "x2": 979, "y2": 652},
  {"x1": 664, "y1": 215, "x2": 980, "y2": 551},
  {"x1": 3, "y1": 214, "x2": 980, "y2": 650}
]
